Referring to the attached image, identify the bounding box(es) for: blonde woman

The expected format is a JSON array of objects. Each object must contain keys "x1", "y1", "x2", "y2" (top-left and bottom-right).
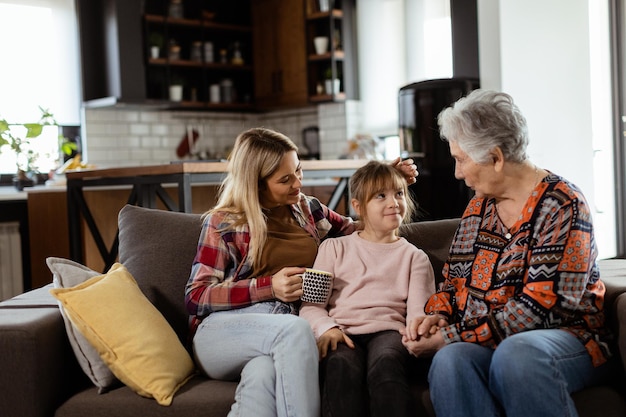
[{"x1": 185, "y1": 128, "x2": 417, "y2": 417}]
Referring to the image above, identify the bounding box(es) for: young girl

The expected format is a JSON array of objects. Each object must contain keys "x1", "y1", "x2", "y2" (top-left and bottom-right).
[{"x1": 299, "y1": 160, "x2": 435, "y2": 417}]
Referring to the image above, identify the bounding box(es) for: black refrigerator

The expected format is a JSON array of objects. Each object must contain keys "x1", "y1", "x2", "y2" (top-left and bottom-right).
[{"x1": 398, "y1": 78, "x2": 479, "y2": 221}]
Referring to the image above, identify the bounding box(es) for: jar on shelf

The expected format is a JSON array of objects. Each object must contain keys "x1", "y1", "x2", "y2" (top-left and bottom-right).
[
  {"x1": 168, "y1": 40, "x2": 181, "y2": 60},
  {"x1": 220, "y1": 78, "x2": 234, "y2": 103},
  {"x1": 168, "y1": 0, "x2": 184, "y2": 19},
  {"x1": 204, "y1": 42, "x2": 214, "y2": 63},
  {"x1": 191, "y1": 41, "x2": 202, "y2": 62},
  {"x1": 231, "y1": 42, "x2": 244, "y2": 65}
]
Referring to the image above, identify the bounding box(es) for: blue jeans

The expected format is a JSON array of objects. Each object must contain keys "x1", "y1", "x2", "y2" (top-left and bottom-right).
[
  {"x1": 192, "y1": 302, "x2": 320, "y2": 417},
  {"x1": 428, "y1": 329, "x2": 611, "y2": 417}
]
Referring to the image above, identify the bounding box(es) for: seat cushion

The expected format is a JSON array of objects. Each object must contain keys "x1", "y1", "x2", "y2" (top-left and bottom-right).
[{"x1": 55, "y1": 376, "x2": 237, "y2": 417}]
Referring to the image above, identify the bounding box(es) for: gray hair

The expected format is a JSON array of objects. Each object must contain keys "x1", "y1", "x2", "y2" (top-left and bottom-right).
[{"x1": 437, "y1": 89, "x2": 529, "y2": 164}]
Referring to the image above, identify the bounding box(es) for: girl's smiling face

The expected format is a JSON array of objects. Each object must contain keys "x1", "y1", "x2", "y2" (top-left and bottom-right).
[{"x1": 358, "y1": 186, "x2": 407, "y2": 235}]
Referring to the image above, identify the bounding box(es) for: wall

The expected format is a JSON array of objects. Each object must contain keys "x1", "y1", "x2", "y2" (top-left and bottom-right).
[
  {"x1": 81, "y1": 103, "x2": 357, "y2": 168},
  {"x1": 477, "y1": 0, "x2": 617, "y2": 258}
]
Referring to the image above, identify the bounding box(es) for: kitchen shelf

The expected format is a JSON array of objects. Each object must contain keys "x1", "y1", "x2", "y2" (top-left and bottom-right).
[
  {"x1": 304, "y1": 0, "x2": 357, "y2": 103},
  {"x1": 142, "y1": 0, "x2": 253, "y2": 109}
]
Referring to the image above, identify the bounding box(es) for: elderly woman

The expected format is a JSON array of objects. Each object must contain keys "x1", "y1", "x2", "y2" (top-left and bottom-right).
[{"x1": 401, "y1": 90, "x2": 613, "y2": 417}]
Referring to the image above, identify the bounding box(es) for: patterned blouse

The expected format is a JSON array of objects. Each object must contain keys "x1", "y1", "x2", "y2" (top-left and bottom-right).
[
  {"x1": 425, "y1": 172, "x2": 611, "y2": 366},
  {"x1": 185, "y1": 193, "x2": 355, "y2": 337}
]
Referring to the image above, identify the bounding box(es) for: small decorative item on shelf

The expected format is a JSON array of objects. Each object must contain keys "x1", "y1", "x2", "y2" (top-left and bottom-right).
[
  {"x1": 313, "y1": 36, "x2": 329, "y2": 55},
  {"x1": 231, "y1": 42, "x2": 244, "y2": 65},
  {"x1": 220, "y1": 79, "x2": 234, "y2": 103},
  {"x1": 168, "y1": 0, "x2": 184, "y2": 19},
  {"x1": 149, "y1": 32, "x2": 163, "y2": 59},
  {"x1": 323, "y1": 67, "x2": 340, "y2": 95},
  {"x1": 316, "y1": 81, "x2": 324, "y2": 95},
  {"x1": 333, "y1": 28, "x2": 342, "y2": 51},
  {"x1": 318, "y1": 0, "x2": 330, "y2": 12},
  {"x1": 168, "y1": 40, "x2": 180, "y2": 61},
  {"x1": 204, "y1": 41, "x2": 214, "y2": 63},
  {"x1": 169, "y1": 76, "x2": 184, "y2": 102},
  {"x1": 219, "y1": 49, "x2": 227, "y2": 64},
  {"x1": 209, "y1": 84, "x2": 220, "y2": 103},
  {"x1": 190, "y1": 41, "x2": 202, "y2": 62}
]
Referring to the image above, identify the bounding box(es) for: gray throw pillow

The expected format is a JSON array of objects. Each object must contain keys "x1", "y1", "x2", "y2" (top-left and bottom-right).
[{"x1": 46, "y1": 257, "x2": 119, "y2": 393}]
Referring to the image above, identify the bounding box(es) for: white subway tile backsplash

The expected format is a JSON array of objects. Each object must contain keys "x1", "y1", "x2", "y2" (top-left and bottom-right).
[{"x1": 82, "y1": 102, "x2": 360, "y2": 167}]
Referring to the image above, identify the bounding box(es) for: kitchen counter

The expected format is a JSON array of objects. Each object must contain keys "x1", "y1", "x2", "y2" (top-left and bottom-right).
[{"x1": 65, "y1": 160, "x2": 368, "y2": 271}]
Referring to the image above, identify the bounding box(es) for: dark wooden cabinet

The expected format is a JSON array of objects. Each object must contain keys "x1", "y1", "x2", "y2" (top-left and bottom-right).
[
  {"x1": 252, "y1": 0, "x2": 309, "y2": 109},
  {"x1": 77, "y1": 0, "x2": 356, "y2": 111}
]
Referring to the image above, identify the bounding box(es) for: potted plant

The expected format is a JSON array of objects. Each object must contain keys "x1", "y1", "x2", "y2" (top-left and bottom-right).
[
  {"x1": 149, "y1": 32, "x2": 164, "y2": 59},
  {"x1": 0, "y1": 107, "x2": 76, "y2": 190},
  {"x1": 323, "y1": 67, "x2": 340, "y2": 96},
  {"x1": 169, "y1": 75, "x2": 184, "y2": 102}
]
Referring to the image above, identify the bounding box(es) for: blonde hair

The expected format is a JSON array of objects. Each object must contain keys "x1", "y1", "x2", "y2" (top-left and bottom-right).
[
  {"x1": 349, "y1": 160, "x2": 415, "y2": 232},
  {"x1": 207, "y1": 127, "x2": 298, "y2": 266}
]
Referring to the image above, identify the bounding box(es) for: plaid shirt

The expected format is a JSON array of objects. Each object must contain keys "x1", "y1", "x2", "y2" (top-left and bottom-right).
[{"x1": 185, "y1": 193, "x2": 355, "y2": 336}]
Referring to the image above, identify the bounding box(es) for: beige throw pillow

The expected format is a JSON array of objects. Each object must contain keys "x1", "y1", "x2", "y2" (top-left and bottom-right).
[{"x1": 49, "y1": 262, "x2": 195, "y2": 406}]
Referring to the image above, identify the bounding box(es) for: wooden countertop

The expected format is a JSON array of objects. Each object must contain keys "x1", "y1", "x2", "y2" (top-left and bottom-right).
[{"x1": 66, "y1": 159, "x2": 369, "y2": 180}]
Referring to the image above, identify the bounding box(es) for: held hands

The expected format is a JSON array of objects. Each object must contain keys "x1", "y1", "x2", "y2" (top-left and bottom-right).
[
  {"x1": 390, "y1": 157, "x2": 418, "y2": 185},
  {"x1": 399, "y1": 315, "x2": 448, "y2": 358},
  {"x1": 271, "y1": 267, "x2": 305, "y2": 302},
  {"x1": 317, "y1": 327, "x2": 355, "y2": 360}
]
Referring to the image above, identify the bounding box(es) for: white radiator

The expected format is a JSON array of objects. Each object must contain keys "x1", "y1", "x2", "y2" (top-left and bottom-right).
[{"x1": 0, "y1": 222, "x2": 23, "y2": 301}]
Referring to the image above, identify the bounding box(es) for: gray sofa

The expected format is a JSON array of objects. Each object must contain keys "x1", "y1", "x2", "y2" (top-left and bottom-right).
[{"x1": 1, "y1": 204, "x2": 625, "y2": 417}]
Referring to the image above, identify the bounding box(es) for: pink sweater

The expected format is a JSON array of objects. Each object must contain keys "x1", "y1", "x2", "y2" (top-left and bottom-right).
[{"x1": 300, "y1": 231, "x2": 435, "y2": 339}]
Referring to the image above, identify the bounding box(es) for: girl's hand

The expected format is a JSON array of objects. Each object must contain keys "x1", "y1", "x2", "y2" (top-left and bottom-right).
[
  {"x1": 401, "y1": 315, "x2": 448, "y2": 342},
  {"x1": 390, "y1": 157, "x2": 418, "y2": 185},
  {"x1": 317, "y1": 328, "x2": 355, "y2": 360},
  {"x1": 271, "y1": 267, "x2": 305, "y2": 302}
]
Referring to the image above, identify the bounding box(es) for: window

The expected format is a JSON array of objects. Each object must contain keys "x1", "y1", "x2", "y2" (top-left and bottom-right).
[
  {"x1": 357, "y1": 0, "x2": 452, "y2": 136},
  {"x1": 0, "y1": 0, "x2": 81, "y2": 175}
]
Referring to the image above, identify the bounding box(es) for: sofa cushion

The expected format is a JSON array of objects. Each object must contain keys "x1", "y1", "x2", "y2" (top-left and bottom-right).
[
  {"x1": 117, "y1": 204, "x2": 203, "y2": 345},
  {"x1": 46, "y1": 257, "x2": 119, "y2": 393},
  {"x1": 399, "y1": 218, "x2": 460, "y2": 285},
  {"x1": 49, "y1": 263, "x2": 196, "y2": 406}
]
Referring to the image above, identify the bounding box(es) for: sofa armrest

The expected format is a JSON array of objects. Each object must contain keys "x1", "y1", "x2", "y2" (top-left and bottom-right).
[{"x1": 0, "y1": 286, "x2": 85, "y2": 417}]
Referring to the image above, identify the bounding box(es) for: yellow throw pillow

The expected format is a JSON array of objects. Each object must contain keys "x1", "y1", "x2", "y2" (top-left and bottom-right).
[{"x1": 49, "y1": 263, "x2": 195, "y2": 406}]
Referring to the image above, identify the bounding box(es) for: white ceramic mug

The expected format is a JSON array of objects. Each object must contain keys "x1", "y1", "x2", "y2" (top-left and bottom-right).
[
  {"x1": 314, "y1": 36, "x2": 329, "y2": 55},
  {"x1": 300, "y1": 268, "x2": 333, "y2": 304}
]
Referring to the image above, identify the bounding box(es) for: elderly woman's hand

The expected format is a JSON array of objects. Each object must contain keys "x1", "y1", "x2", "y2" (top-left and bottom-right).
[
  {"x1": 271, "y1": 267, "x2": 305, "y2": 302},
  {"x1": 390, "y1": 157, "x2": 418, "y2": 185},
  {"x1": 402, "y1": 330, "x2": 445, "y2": 358}
]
